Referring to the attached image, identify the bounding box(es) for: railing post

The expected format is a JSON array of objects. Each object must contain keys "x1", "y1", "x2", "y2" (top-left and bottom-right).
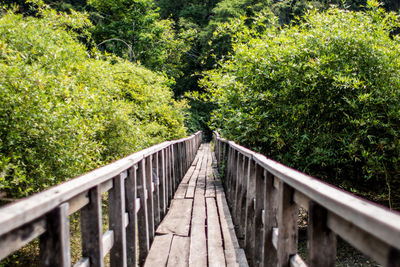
[
  {"x1": 238, "y1": 156, "x2": 249, "y2": 243},
  {"x1": 153, "y1": 154, "x2": 161, "y2": 228},
  {"x1": 308, "y1": 202, "x2": 336, "y2": 267},
  {"x1": 244, "y1": 158, "x2": 256, "y2": 265},
  {"x1": 158, "y1": 149, "x2": 166, "y2": 217},
  {"x1": 137, "y1": 160, "x2": 149, "y2": 265},
  {"x1": 108, "y1": 172, "x2": 127, "y2": 267},
  {"x1": 277, "y1": 182, "x2": 298, "y2": 267},
  {"x1": 39, "y1": 203, "x2": 70, "y2": 267},
  {"x1": 145, "y1": 156, "x2": 155, "y2": 243},
  {"x1": 125, "y1": 166, "x2": 138, "y2": 267},
  {"x1": 81, "y1": 186, "x2": 103, "y2": 267},
  {"x1": 232, "y1": 153, "x2": 243, "y2": 226},
  {"x1": 263, "y1": 172, "x2": 278, "y2": 267}
]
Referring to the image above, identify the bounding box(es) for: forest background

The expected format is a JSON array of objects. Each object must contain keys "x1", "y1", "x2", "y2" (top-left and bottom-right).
[{"x1": 1, "y1": 0, "x2": 399, "y2": 211}]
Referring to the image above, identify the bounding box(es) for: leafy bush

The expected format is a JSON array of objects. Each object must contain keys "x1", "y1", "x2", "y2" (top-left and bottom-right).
[
  {"x1": 202, "y1": 1, "x2": 400, "y2": 206},
  {"x1": 0, "y1": 8, "x2": 186, "y2": 198}
]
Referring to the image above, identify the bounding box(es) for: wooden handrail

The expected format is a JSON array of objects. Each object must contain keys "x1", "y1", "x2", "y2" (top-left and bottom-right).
[
  {"x1": 213, "y1": 132, "x2": 400, "y2": 267},
  {"x1": 0, "y1": 131, "x2": 202, "y2": 266}
]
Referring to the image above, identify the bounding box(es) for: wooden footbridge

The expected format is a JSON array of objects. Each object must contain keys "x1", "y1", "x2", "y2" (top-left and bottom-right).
[{"x1": 1, "y1": 131, "x2": 400, "y2": 267}]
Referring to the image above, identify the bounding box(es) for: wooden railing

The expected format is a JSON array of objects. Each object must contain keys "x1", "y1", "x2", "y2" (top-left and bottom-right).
[
  {"x1": 0, "y1": 131, "x2": 202, "y2": 266},
  {"x1": 214, "y1": 132, "x2": 400, "y2": 267}
]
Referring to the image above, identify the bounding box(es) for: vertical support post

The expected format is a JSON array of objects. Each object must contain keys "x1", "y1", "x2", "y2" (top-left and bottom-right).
[
  {"x1": 81, "y1": 186, "x2": 103, "y2": 267},
  {"x1": 137, "y1": 160, "x2": 149, "y2": 265},
  {"x1": 153, "y1": 153, "x2": 161, "y2": 228},
  {"x1": 263, "y1": 172, "x2": 278, "y2": 267},
  {"x1": 145, "y1": 156, "x2": 155, "y2": 243},
  {"x1": 277, "y1": 182, "x2": 298, "y2": 267},
  {"x1": 254, "y1": 167, "x2": 266, "y2": 266},
  {"x1": 39, "y1": 203, "x2": 70, "y2": 267},
  {"x1": 308, "y1": 202, "x2": 336, "y2": 267},
  {"x1": 125, "y1": 166, "x2": 137, "y2": 267},
  {"x1": 233, "y1": 153, "x2": 243, "y2": 225},
  {"x1": 244, "y1": 159, "x2": 256, "y2": 265},
  {"x1": 109, "y1": 173, "x2": 127, "y2": 267},
  {"x1": 158, "y1": 149, "x2": 166, "y2": 217},
  {"x1": 239, "y1": 156, "x2": 249, "y2": 243}
]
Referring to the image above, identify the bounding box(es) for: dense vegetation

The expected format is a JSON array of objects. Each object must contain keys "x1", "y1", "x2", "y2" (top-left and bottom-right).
[
  {"x1": 0, "y1": 7, "x2": 186, "y2": 199},
  {"x1": 201, "y1": 1, "x2": 400, "y2": 208},
  {"x1": 1, "y1": 0, "x2": 399, "y2": 207}
]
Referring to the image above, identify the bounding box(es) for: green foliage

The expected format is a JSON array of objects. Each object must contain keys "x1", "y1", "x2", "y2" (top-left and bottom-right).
[
  {"x1": 0, "y1": 9, "x2": 186, "y2": 198},
  {"x1": 202, "y1": 2, "x2": 400, "y2": 203},
  {"x1": 88, "y1": 0, "x2": 191, "y2": 79}
]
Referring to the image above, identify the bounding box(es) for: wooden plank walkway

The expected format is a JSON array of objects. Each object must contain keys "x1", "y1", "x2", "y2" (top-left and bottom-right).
[{"x1": 144, "y1": 143, "x2": 248, "y2": 267}]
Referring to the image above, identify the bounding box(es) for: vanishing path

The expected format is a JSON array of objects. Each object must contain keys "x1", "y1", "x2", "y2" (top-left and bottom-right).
[{"x1": 144, "y1": 143, "x2": 248, "y2": 267}]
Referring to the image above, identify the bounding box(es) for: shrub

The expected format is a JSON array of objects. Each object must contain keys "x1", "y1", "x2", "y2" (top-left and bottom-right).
[
  {"x1": 0, "y1": 9, "x2": 186, "y2": 198},
  {"x1": 202, "y1": 1, "x2": 400, "y2": 206}
]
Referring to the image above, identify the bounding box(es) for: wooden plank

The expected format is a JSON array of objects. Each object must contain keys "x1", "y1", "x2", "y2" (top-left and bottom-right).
[
  {"x1": 182, "y1": 166, "x2": 196, "y2": 184},
  {"x1": 189, "y1": 188, "x2": 207, "y2": 267},
  {"x1": 0, "y1": 217, "x2": 46, "y2": 260},
  {"x1": 137, "y1": 160, "x2": 150, "y2": 265},
  {"x1": 156, "y1": 199, "x2": 193, "y2": 236},
  {"x1": 102, "y1": 230, "x2": 114, "y2": 256},
  {"x1": 244, "y1": 159, "x2": 256, "y2": 265},
  {"x1": 100, "y1": 179, "x2": 114, "y2": 195},
  {"x1": 206, "y1": 198, "x2": 225, "y2": 267},
  {"x1": 205, "y1": 180, "x2": 216, "y2": 198},
  {"x1": 73, "y1": 257, "x2": 90, "y2": 267},
  {"x1": 108, "y1": 174, "x2": 127, "y2": 267},
  {"x1": 290, "y1": 254, "x2": 307, "y2": 267},
  {"x1": 39, "y1": 203, "x2": 70, "y2": 267},
  {"x1": 81, "y1": 186, "x2": 103, "y2": 267},
  {"x1": 167, "y1": 235, "x2": 190, "y2": 267},
  {"x1": 237, "y1": 156, "x2": 249, "y2": 242},
  {"x1": 277, "y1": 182, "x2": 298, "y2": 267},
  {"x1": 125, "y1": 166, "x2": 138, "y2": 267},
  {"x1": 68, "y1": 191, "x2": 89, "y2": 215},
  {"x1": 158, "y1": 149, "x2": 166, "y2": 217},
  {"x1": 215, "y1": 180, "x2": 241, "y2": 252},
  {"x1": 144, "y1": 234, "x2": 173, "y2": 267},
  {"x1": 153, "y1": 154, "x2": 161, "y2": 228},
  {"x1": 174, "y1": 184, "x2": 189, "y2": 199},
  {"x1": 308, "y1": 202, "x2": 336, "y2": 267},
  {"x1": 186, "y1": 169, "x2": 199, "y2": 198},
  {"x1": 145, "y1": 156, "x2": 155, "y2": 243},
  {"x1": 225, "y1": 249, "x2": 249, "y2": 267},
  {"x1": 254, "y1": 166, "x2": 266, "y2": 266},
  {"x1": 263, "y1": 171, "x2": 278, "y2": 267},
  {"x1": 327, "y1": 212, "x2": 390, "y2": 265}
]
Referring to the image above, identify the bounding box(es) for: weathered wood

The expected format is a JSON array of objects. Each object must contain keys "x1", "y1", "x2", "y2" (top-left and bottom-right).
[
  {"x1": 68, "y1": 191, "x2": 89, "y2": 215},
  {"x1": 189, "y1": 188, "x2": 207, "y2": 267},
  {"x1": 277, "y1": 182, "x2": 298, "y2": 267},
  {"x1": 244, "y1": 158, "x2": 256, "y2": 264},
  {"x1": 182, "y1": 165, "x2": 195, "y2": 184},
  {"x1": 263, "y1": 171, "x2": 278, "y2": 267},
  {"x1": 0, "y1": 217, "x2": 46, "y2": 260},
  {"x1": 100, "y1": 179, "x2": 114, "y2": 195},
  {"x1": 290, "y1": 254, "x2": 307, "y2": 267},
  {"x1": 238, "y1": 156, "x2": 249, "y2": 243},
  {"x1": 145, "y1": 156, "x2": 155, "y2": 243},
  {"x1": 102, "y1": 230, "x2": 114, "y2": 256},
  {"x1": 125, "y1": 166, "x2": 137, "y2": 267},
  {"x1": 39, "y1": 203, "x2": 70, "y2": 267},
  {"x1": 225, "y1": 248, "x2": 249, "y2": 267},
  {"x1": 272, "y1": 227, "x2": 279, "y2": 249},
  {"x1": 153, "y1": 154, "x2": 161, "y2": 228},
  {"x1": 158, "y1": 149, "x2": 166, "y2": 217},
  {"x1": 174, "y1": 183, "x2": 189, "y2": 199},
  {"x1": 327, "y1": 212, "x2": 390, "y2": 265},
  {"x1": 144, "y1": 233, "x2": 173, "y2": 267},
  {"x1": 137, "y1": 160, "x2": 150, "y2": 265},
  {"x1": 233, "y1": 154, "x2": 244, "y2": 228},
  {"x1": 81, "y1": 186, "x2": 103, "y2": 267},
  {"x1": 156, "y1": 199, "x2": 193, "y2": 236},
  {"x1": 308, "y1": 202, "x2": 336, "y2": 267},
  {"x1": 73, "y1": 257, "x2": 90, "y2": 267},
  {"x1": 293, "y1": 191, "x2": 309, "y2": 211},
  {"x1": 206, "y1": 198, "x2": 225, "y2": 267},
  {"x1": 108, "y1": 173, "x2": 127, "y2": 267},
  {"x1": 167, "y1": 235, "x2": 190, "y2": 267}
]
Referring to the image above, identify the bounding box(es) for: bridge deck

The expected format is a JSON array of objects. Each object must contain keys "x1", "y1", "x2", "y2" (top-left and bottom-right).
[{"x1": 144, "y1": 143, "x2": 248, "y2": 267}]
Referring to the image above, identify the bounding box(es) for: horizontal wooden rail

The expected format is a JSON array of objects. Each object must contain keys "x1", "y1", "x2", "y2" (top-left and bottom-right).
[
  {"x1": 213, "y1": 132, "x2": 400, "y2": 267},
  {"x1": 0, "y1": 131, "x2": 202, "y2": 266}
]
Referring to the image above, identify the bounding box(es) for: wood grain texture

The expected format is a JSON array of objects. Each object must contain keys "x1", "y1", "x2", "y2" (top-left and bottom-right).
[
  {"x1": 206, "y1": 198, "x2": 225, "y2": 267},
  {"x1": 156, "y1": 199, "x2": 193, "y2": 236},
  {"x1": 189, "y1": 188, "x2": 207, "y2": 267},
  {"x1": 167, "y1": 235, "x2": 190, "y2": 267},
  {"x1": 144, "y1": 234, "x2": 173, "y2": 267}
]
